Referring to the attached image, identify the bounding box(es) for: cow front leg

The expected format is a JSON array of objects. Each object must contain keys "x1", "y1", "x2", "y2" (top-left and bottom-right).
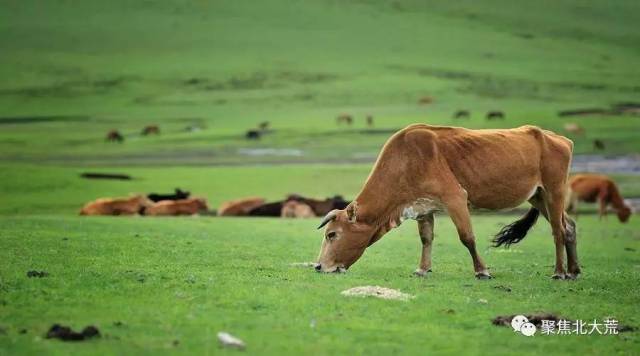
[
  {"x1": 445, "y1": 194, "x2": 491, "y2": 279},
  {"x1": 414, "y1": 213, "x2": 435, "y2": 277}
]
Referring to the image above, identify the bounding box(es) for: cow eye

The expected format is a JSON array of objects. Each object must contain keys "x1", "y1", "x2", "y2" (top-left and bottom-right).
[{"x1": 326, "y1": 231, "x2": 337, "y2": 240}]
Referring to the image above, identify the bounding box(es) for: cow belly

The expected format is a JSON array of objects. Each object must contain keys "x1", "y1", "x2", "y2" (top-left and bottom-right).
[{"x1": 467, "y1": 181, "x2": 539, "y2": 211}]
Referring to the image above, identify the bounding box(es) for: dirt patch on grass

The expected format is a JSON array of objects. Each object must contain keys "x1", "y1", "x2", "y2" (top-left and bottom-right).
[
  {"x1": 46, "y1": 324, "x2": 100, "y2": 341},
  {"x1": 26, "y1": 270, "x2": 49, "y2": 278},
  {"x1": 341, "y1": 286, "x2": 414, "y2": 301},
  {"x1": 492, "y1": 313, "x2": 561, "y2": 328},
  {"x1": 290, "y1": 262, "x2": 316, "y2": 268}
]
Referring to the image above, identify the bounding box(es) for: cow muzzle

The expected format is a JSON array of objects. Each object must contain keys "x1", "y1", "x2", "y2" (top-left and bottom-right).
[{"x1": 315, "y1": 263, "x2": 347, "y2": 273}]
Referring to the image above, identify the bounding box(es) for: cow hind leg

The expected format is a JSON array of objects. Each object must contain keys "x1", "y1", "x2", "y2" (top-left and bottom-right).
[
  {"x1": 530, "y1": 189, "x2": 580, "y2": 279},
  {"x1": 414, "y1": 213, "x2": 435, "y2": 277}
]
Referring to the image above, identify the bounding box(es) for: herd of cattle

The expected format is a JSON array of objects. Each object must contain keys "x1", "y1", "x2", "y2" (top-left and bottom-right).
[
  {"x1": 79, "y1": 189, "x2": 350, "y2": 218},
  {"x1": 78, "y1": 173, "x2": 631, "y2": 223}
]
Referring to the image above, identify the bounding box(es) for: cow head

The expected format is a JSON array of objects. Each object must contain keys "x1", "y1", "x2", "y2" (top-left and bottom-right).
[
  {"x1": 315, "y1": 203, "x2": 380, "y2": 273},
  {"x1": 194, "y1": 198, "x2": 209, "y2": 212},
  {"x1": 617, "y1": 205, "x2": 632, "y2": 223}
]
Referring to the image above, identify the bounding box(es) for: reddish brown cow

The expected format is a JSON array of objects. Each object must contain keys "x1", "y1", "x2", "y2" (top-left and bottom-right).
[
  {"x1": 281, "y1": 201, "x2": 315, "y2": 218},
  {"x1": 80, "y1": 195, "x2": 151, "y2": 216},
  {"x1": 145, "y1": 198, "x2": 209, "y2": 216},
  {"x1": 316, "y1": 124, "x2": 578, "y2": 279},
  {"x1": 141, "y1": 125, "x2": 160, "y2": 136},
  {"x1": 563, "y1": 123, "x2": 584, "y2": 135},
  {"x1": 336, "y1": 114, "x2": 353, "y2": 126},
  {"x1": 418, "y1": 96, "x2": 433, "y2": 105},
  {"x1": 106, "y1": 130, "x2": 124, "y2": 142},
  {"x1": 218, "y1": 197, "x2": 266, "y2": 216},
  {"x1": 566, "y1": 174, "x2": 631, "y2": 223}
]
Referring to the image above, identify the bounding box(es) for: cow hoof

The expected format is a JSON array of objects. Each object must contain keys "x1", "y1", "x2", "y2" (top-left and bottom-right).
[
  {"x1": 413, "y1": 268, "x2": 431, "y2": 277},
  {"x1": 551, "y1": 273, "x2": 566, "y2": 280},
  {"x1": 565, "y1": 273, "x2": 578, "y2": 280},
  {"x1": 475, "y1": 272, "x2": 492, "y2": 280}
]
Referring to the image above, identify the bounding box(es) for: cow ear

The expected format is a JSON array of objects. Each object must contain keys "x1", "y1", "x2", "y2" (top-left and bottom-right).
[{"x1": 346, "y1": 202, "x2": 358, "y2": 223}]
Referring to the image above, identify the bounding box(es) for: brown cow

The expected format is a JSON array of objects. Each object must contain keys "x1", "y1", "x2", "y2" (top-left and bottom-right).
[
  {"x1": 366, "y1": 115, "x2": 374, "y2": 127},
  {"x1": 218, "y1": 197, "x2": 266, "y2": 216},
  {"x1": 80, "y1": 195, "x2": 152, "y2": 216},
  {"x1": 418, "y1": 96, "x2": 433, "y2": 105},
  {"x1": 593, "y1": 139, "x2": 605, "y2": 151},
  {"x1": 106, "y1": 130, "x2": 124, "y2": 142},
  {"x1": 486, "y1": 111, "x2": 505, "y2": 120},
  {"x1": 336, "y1": 114, "x2": 353, "y2": 126},
  {"x1": 145, "y1": 198, "x2": 209, "y2": 216},
  {"x1": 141, "y1": 125, "x2": 160, "y2": 136},
  {"x1": 563, "y1": 123, "x2": 584, "y2": 135},
  {"x1": 566, "y1": 174, "x2": 631, "y2": 223},
  {"x1": 258, "y1": 121, "x2": 270, "y2": 131},
  {"x1": 281, "y1": 201, "x2": 315, "y2": 218},
  {"x1": 316, "y1": 124, "x2": 578, "y2": 280}
]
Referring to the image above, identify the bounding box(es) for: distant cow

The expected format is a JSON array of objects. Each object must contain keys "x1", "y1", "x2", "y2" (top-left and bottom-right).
[
  {"x1": 80, "y1": 195, "x2": 152, "y2": 216},
  {"x1": 145, "y1": 198, "x2": 209, "y2": 216},
  {"x1": 567, "y1": 174, "x2": 631, "y2": 223},
  {"x1": 147, "y1": 188, "x2": 190, "y2": 203},
  {"x1": 141, "y1": 125, "x2": 160, "y2": 136},
  {"x1": 289, "y1": 194, "x2": 350, "y2": 216},
  {"x1": 106, "y1": 130, "x2": 124, "y2": 142},
  {"x1": 336, "y1": 114, "x2": 353, "y2": 126},
  {"x1": 248, "y1": 201, "x2": 285, "y2": 217},
  {"x1": 366, "y1": 115, "x2": 374, "y2": 127},
  {"x1": 486, "y1": 111, "x2": 505, "y2": 120},
  {"x1": 258, "y1": 121, "x2": 270, "y2": 131},
  {"x1": 418, "y1": 96, "x2": 433, "y2": 105},
  {"x1": 281, "y1": 200, "x2": 315, "y2": 218},
  {"x1": 593, "y1": 139, "x2": 605, "y2": 151},
  {"x1": 453, "y1": 110, "x2": 470, "y2": 119},
  {"x1": 563, "y1": 123, "x2": 584, "y2": 135},
  {"x1": 246, "y1": 130, "x2": 261, "y2": 140},
  {"x1": 218, "y1": 197, "x2": 266, "y2": 216}
]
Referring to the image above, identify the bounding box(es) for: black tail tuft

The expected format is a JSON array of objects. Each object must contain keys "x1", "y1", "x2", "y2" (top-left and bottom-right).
[{"x1": 492, "y1": 208, "x2": 540, "y2": 247}]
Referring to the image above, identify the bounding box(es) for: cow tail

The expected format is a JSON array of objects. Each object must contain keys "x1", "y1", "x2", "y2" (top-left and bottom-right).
[{"x1": 492, "y1": 208, "x2": 540, "y2": 247}]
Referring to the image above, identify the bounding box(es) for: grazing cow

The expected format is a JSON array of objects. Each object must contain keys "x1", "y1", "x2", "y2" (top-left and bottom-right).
[
  {"x1": 566, "y1": 174, "x2": 631, "y2": 223},
  {"x1": 218, "y1": 197, "x2": 266, "y2": 216},
  {"x1": 315, "y1": 124, "x2": 579, "y2": 280},
  {"x1": 593, "y1": 139, "x2": 605, "y2": 151},
  {"x1": 145, "y1": 198, "x2": 209, "y2": 216},
  {"x1": 486, "y1": 111, "x2": 505, "y2": 120},
  {"x1": 453, "y1": 110, "x2": 470, "y2": 119},
  {"x1": 106, "y1": 130, "x2": 124, "y2": 142},
  {"x1": 366, "y1": 115, "x2": 374, "y2": 127},
  {"x1": 336, "y1": 114, "x2": 353, "y2": 126},
  {"x1": 245, "y1": 130, "x2": 261, "y2": 140},
  {"x1": 147, "y1": 188, "x2": 190, "y2": 203},
  {"x1": 418, "y1": 96, "x2": 433, "y2": 105},
  {"x1": 563, "y1": 123, "x2": 584, "y2": 135},
  {"x1": 258, "y1": 121, "x2": 270, "y2": 131},
  {"x1": 281, "y1": 200, "x2": 315, "y2": 218},
  {"x1": 80, "y1": 195, "x2": 152, "y2": 216},
  {"x1": 141, "y1": 125, "x2": 160, "y2": 136}
]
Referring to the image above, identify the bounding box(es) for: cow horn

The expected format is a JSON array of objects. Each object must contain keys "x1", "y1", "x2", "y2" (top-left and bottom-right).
[{"x1": 317, "y1": 210, "x2": 338, "y2": 229}]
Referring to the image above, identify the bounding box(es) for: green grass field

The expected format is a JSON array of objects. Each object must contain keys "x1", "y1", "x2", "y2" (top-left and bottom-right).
[
  {"x1": 1, "y1": 215, "x2": 639, "y2": 355},
  {"x1": 1, "y1": 0, "x2": 639, "y2": 354}
]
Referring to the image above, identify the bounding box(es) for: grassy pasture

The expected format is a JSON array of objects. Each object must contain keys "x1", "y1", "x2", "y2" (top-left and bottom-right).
[
  {"x1": 0, "y1": 215, "x2": 639, "y2": 355},
  {"x1": 1, "y1": 0, "x2": 639, "y2": 354}
]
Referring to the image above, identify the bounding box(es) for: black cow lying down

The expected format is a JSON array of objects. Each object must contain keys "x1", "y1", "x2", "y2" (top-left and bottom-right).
[
  {"x1": 248, "y1": 194, "x2": 350, "y2": 217},
  {"x1": 147, "y1": 188, "x2": 190, "y2": 203}
]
